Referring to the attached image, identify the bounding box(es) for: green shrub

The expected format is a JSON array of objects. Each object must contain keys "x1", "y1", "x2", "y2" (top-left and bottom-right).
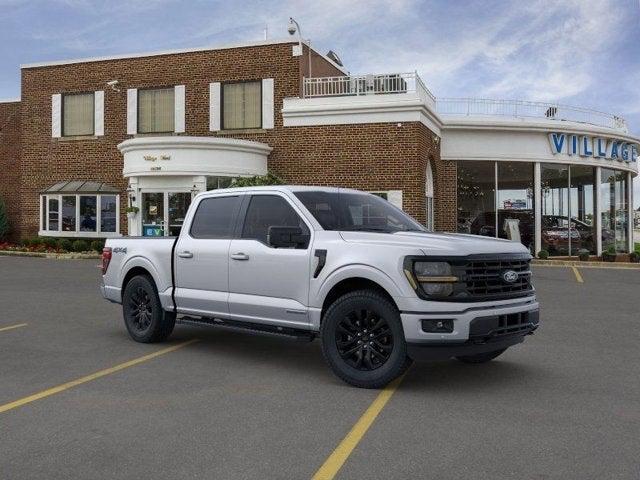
[
  {"x1": 90, "y1": 239, "x2": 105, "y2": 253},
  {"x1": 577, "y1": 249, "x2": 590, "y2": 261},
  {"x1": 72, "y1": 239, "x2": 89, "y2": 252},
  {"x1": 58, "y1": 238, "x2": 73, "y2": 252},
  {"x1": 629, "y1": 251, "x2": 640, "y2": 263},
  {"x1": 21, "y1": 238, "x2": 32, "y2": 247},
  {"x1": 537, "y1": 249, "x2": 549, "y2": 260},
  {"x1": 42, "y1": 237, "x2": 58, "y2": 249},
  {"x1": 230, "y1": 172, "x2": 283, "y2": 187}
]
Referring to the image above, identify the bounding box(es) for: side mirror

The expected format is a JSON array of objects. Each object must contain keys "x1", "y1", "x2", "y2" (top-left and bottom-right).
[{"x1": 267, "y1": 226, "x2": 310, "y2": 249}]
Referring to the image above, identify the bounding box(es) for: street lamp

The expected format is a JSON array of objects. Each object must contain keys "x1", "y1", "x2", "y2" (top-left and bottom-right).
[{"x1": 288, "y1": 17, "x2": 312, "y2": 78}]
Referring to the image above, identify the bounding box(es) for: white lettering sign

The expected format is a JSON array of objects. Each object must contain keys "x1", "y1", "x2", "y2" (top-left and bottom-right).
[{"x1": 548, "y1": 132, "x2": 638, "y2": 163}]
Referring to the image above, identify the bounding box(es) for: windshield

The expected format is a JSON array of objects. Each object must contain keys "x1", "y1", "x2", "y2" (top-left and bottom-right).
[{"x1": 294, "y1": 191, "x2": 425, "y2": 233}]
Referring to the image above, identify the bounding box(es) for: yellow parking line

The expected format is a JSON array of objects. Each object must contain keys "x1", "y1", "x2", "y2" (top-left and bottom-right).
[
  {"x1": 312, "y1": 370, "x2": 409, "y2": 480},
  {"x1": 571, "y1": 266, "x2": 584, "y2": 283},
  {"x1": 0, "y1": 339, "x2": 198, "y2": 414},
  {"x1": 0, "y1": 323, "x2": 28, "y2": 333}
]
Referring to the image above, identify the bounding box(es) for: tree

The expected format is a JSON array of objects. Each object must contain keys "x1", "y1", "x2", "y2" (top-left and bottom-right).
[
  {"x1": 0, "y1": 197, "x2": 9, "y2": 241},
  {"x1": 230, "y1": 172, "x2": 284, "y2": 187}
]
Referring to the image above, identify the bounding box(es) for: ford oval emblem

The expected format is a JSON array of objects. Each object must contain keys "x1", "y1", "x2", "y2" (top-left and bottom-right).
[{"x1": 502, "y1": 270, "x2": 519, "y2": 284}]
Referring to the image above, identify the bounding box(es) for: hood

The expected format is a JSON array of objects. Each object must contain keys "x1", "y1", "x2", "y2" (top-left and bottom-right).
[{"x1": 339, "y1": 231, "x2": 530, "y2": 256}]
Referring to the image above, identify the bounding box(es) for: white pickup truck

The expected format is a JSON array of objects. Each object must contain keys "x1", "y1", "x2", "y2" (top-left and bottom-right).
[{"x1": 101, "y1": 186, "x2": 539, "y2": 388}]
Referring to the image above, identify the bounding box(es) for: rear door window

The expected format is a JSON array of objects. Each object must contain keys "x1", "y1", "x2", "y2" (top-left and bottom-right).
[{"x1": 190, "y1": 195, "x2": 241, "y2": 239}]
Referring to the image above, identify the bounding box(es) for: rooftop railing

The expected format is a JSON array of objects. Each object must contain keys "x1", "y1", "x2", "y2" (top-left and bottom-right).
[
  {"x1": 436, "y1": 97, "x2": 628, "y2": 132},
  {"x1": 301, "y1": 73, "x2": 628, "y2": 132},
  {"x1": 302, "y1": 72, "x2": 436, "y2": 107}
]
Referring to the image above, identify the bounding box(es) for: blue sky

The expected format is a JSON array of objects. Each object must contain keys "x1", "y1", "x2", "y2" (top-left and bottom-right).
[{"x1": 1, "y1": 0, "x2": 639, "y2": 195}]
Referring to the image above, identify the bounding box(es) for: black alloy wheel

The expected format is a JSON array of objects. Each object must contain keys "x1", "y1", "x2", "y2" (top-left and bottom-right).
[
  {"x1": 336, "y1": 309, "x2": 393, "y2": 371},
  {"x1": 122, "y1": 275, "x2": 175, "y2": 343},
  {"x1": 127, "y1": 286, "x2": 154, "y2": 333}
]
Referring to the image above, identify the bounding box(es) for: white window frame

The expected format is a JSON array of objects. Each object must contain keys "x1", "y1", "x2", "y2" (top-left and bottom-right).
[{"x1": 39, "y1": 193, "x2": 121, "y2": 238}]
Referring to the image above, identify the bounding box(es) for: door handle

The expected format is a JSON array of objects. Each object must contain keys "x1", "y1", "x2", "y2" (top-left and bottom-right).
[
  {"x1": 177, "y1": 251, "x2": 193, "y2": 259},
  {"x1": 230, "y1": 252, "x2": 250, "y2": 261}
]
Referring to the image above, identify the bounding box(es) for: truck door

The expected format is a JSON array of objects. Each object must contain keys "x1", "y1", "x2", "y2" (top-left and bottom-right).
[
  {"x1": 173, "y1": 194, "x2": 242, "y2": 317},
  {"x1": 228, "y1": 193, "x2": 312, "y2": 328}
]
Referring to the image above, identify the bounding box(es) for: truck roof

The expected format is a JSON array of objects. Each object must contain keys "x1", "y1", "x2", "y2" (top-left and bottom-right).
[{"x1": 195, "y1": 185, "x2": 364, "y2": 198}]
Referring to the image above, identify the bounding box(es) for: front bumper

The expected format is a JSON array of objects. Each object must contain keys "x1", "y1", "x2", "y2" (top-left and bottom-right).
[{"x1": 400, "y1": 296, "x2": 539, "y2": 360}]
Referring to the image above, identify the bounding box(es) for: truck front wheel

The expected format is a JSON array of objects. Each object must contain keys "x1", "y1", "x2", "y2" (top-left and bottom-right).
[
  {"x1": 321, "y1": 290, "x2": 412, "y2": 389},
  {"x1": 122, "y1": 275, "x2": 175, "y2": 343}
]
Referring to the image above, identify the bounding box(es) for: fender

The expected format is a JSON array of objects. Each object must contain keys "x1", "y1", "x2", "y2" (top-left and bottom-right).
[
  {"x1": 314, "y1": 263, "x2": 405, "y2": 310},
  {"x1": 119, "y1": 255, "x2": 173, "y2": 310}
]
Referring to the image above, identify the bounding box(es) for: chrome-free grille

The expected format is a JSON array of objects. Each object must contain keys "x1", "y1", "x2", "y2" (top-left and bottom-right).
[{"x1": 462, "y1": 258, "x2": 532, "y2": 297}]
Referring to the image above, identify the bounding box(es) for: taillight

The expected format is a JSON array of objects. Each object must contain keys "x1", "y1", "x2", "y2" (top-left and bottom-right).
[{"x1": 101, "y1": 247, "x2": 112, "y2": 275}]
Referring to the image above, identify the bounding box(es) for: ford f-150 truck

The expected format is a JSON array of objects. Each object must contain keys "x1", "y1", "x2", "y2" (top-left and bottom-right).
[{"x1": 101, "y1": 186, "x2": 539, "y2": 388}]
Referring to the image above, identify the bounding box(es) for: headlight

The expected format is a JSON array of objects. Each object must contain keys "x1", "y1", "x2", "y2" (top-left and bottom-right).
[{"x1": 411, "y1": 261, "x2": 457, "y2": 298}]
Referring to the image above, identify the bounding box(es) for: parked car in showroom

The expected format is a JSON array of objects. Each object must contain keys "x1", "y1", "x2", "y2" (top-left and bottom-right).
[{"x1": 101, "y1": 187, "x2": 539, "y2": 388}]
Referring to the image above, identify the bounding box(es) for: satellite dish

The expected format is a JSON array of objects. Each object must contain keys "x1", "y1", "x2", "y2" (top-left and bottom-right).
[{"x1": 326, "y1": 50, "x2": 343, "y2": 67}]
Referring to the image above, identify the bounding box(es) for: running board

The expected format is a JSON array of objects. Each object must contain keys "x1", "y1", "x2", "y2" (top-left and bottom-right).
[{"x1": 177, "y1": 315, "x2": 316, "y2": 343}]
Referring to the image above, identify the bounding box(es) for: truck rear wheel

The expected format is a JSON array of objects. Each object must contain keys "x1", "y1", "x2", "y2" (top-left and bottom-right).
[
  {"x1": 321, "y1": 290, "x2": 411, "y2": 389},
  {"x1": 122, "y1": 275, "x2": 175, "y2": 343},
  {"x1": 455, "y1": 348, "x2": 507, "y2": 364}
]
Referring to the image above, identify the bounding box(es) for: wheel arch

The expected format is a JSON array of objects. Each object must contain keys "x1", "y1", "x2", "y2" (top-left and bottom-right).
[{"x1": 317, "y1": 266, "x2": 403, "y2": 327}]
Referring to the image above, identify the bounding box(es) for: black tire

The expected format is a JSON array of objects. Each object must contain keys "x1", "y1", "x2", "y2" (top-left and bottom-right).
[
  {"x1": 321, "y1": 289, "x2": 412, "y2": 389},
  {"x1": 122, "y1": 275, "x2": 175, "y2": 343},
  {"x1": 455, "y1": 348, "x2": 507, "y2": 364}
]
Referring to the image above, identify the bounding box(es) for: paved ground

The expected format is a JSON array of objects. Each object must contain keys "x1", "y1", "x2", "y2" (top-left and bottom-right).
[{"x1": 0, "y1": 257, "x2": 639, "y2": 479}]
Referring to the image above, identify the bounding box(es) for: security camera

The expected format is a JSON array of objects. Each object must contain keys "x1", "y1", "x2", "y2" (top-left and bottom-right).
[
  {"x1": 287, "y1": 18, "x2": 297, "y2": 35},
  {"x1": 106, "y1": 80, "x2": 120, "y2": 92}
]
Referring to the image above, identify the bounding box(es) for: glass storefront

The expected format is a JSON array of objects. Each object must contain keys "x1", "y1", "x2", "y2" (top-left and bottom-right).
[
  {"x1": 457, "y1": 161, "x2": 495, "y2": 237},
  {"x1": 601, "y1": 169, "x2": 629, "y2": 253},
  {"x1": 457, "y1": 160, "x2": 631, "y2": 256},
  {"x1": 497, "y1": 163, "x2": 534, "y2": 251}
]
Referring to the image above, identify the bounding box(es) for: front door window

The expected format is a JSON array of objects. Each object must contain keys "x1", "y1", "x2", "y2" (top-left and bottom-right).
[
  {"x1": 142, "y1": 192, "x2": 166, "y2": 237},
  {"x1": 168, "y1": 192, "x2": 192, "y2": 236},
  {"x1": 142, "y1": 192, "x2": 192, "y2": 237}
]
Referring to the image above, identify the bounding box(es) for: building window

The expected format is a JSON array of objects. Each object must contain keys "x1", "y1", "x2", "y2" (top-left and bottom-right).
[
  {"x1": 222, "y1": 81, "x2": 261, "y2": 130},
  {"x1": 63, "y1": 92, "x2": 94, "y2": 136},
  {"x1": 601, "y1": 168, "x2": 629, "y2": 253},
  {"x1": 425, "y1": 162, "x2": 434, "y2": 231},
  {"x1": 498, "y1": 163, "x2": 534, "y2": 252},
  {"x1": 457, "y1": 161, "x2": 496, "y2": 237},
  {"x1": 206, "y1": 176, "x2": 234, "y2": 190},
  {"x1": 138, "y1": 87, "x2": 175, "y2": 133},
  {"x1": 40, "y1": 193, "x2": 119, "y2": 237}
]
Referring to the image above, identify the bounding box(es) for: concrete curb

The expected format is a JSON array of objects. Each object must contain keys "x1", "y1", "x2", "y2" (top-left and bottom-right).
[
  {"x1": 0, "y1": 250, "x2": 100, "y2": 260},
  {"x1": 532, "y1": 259, "x2": 640, "y2": 269}
]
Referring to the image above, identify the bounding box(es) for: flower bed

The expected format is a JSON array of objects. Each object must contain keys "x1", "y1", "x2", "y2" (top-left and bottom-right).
[{"x1": 0, "y1": 237, "x2": 105, "y2": 256}]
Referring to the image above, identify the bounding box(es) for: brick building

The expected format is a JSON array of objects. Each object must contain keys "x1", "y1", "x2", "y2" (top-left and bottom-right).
[{"x1": 1, "y1": 38, "x2": 638, "y2": 255}]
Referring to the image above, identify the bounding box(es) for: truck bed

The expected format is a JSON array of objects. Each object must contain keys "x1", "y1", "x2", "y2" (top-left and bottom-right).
[{"x1": 101, "y1": 236, "x2": 177, "y2": 309}]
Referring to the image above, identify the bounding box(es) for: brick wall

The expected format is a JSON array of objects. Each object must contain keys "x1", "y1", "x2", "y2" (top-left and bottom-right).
[
  {"x1": 17, "y1": 41, "x2": 450, "y2": 238},
  {"x1": 0, "y1": 101, "x2": 21, "y2": 240}
]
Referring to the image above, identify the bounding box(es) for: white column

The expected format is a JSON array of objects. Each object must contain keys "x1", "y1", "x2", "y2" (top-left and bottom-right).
[
  {"x1": 534, "y1": 162, "x2": 541, "y2": 255},
  {"x1": 628, "y1": 171, "x2": 633, "y2": 253},
  {"x1": 595, "y1": 167, "x2": 602, "y2": 256}
]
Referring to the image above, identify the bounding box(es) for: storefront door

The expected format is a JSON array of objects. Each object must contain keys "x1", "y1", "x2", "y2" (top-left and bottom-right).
[{"x1": 141, "y1": 192, "x2": 191, "y2": 237}]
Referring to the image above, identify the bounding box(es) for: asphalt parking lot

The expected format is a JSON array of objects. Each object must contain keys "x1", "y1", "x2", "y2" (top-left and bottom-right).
[{"x1": 1, "y1": 257, "x2": 639, "y2": 479}]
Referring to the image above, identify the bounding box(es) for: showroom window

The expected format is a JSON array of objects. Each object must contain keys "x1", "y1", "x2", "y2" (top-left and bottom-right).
[
  {"x1": 40, "y1": 181, "x2": 120, "y2": 237},
  {"x1": 601, "y1": 168, "x2": 629, "y2": 253},
  {"x1": 497, "y1": 163, "x2": 535, "y2": 251},
  {"x1": 62, "y1": 92, "x2": 94, "y2": 136},
  {"x1": 138, "y1": 87, "x2": 175, "y2": 133},
  {"x1": 222, "y1": 81, "x2": 261, "y2": 130},
  {"x1": 457, "y1": 161, "x2": 496, "y2": 238}
]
